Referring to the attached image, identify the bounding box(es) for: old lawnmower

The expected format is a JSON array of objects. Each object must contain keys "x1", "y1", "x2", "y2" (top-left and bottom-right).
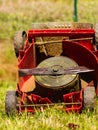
[{"x1": 5, "y1": 22, "x2": 98, "y2": 115}]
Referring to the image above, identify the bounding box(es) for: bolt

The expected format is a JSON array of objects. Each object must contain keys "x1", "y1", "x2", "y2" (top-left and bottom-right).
[{"x1": 53, "y1": 68, "x2": 59, "y2": 72}]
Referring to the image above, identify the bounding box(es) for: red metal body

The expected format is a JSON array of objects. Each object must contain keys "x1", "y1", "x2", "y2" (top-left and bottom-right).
[{"x1": 17, "y1": 29, "x2": 98, "y2": 113}]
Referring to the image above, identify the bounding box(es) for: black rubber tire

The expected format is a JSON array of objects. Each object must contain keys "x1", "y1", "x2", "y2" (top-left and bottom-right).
[
  {"x1": 5, "y1": 91, "x2": 18, "y2": 115},
  {"x1": 95, "y1": 23, "x2": 98, "y2": 45},
  {"x1": 14, "y1": 30, "x2": 27, "y2": 57},
  {"x1": 83, "y1": 86, "x2": 95, "y2": 111}
]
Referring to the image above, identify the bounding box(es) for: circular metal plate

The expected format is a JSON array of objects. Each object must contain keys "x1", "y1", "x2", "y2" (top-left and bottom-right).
[{"x1": 35, "y1": 56, "x2": 78, "y2": 89}]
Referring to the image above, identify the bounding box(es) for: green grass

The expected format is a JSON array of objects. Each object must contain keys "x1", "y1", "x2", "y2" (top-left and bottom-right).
[
  {"x1": 0, "y1": 0, "x2": 98, "y2": 129},
  {"x1": 0, "y1": 0, "x2": 98, "y2": 40},
  {"x1": 1, "y1": 110, "x2": 98, "y2": 130},
  {"x1": 0, "y1": 81, "x2": 98, "y2": 130}
]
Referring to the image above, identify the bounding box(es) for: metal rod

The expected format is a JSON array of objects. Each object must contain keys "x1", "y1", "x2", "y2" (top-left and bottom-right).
[
  {"x1": 35, "y1": 37, "x2": 93, "y2": 45},
  {"x1": 74, "y1": 0, "x2": 78, "y2": 22},
  {"x1": 16, "y1": 102, "x2": 81, "y2": 107}
]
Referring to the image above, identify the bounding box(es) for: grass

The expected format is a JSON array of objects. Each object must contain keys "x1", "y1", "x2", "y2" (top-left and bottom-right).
[
  {"x1": 0, "y1": 80, "x2": 98, "y2": 130},
  {"x1": 0, "y1": 111, "x2": 98, "y2": 130},
  {"x1": 0, "y1": 0, "x2": 98, "y2": 130},
  {"x1": 0, "y1": 100, "x2": 98, "y2": 130},
  {"x1": 0, "y1": 0, "x2": 98, "y2": 40}
]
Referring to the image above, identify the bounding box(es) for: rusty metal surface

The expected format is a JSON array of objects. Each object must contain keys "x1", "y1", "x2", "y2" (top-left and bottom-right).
[
  {"x1": 19, "y1": 65, "x2": 94, "y2": 77},
  {"x1": 32, "y1": 22, "x2": 93, "y2": 29}
]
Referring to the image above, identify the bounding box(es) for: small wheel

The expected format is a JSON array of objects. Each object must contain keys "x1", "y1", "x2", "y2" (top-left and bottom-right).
[
  {"x1": 14, "y1": 30, "x2": 27, "y2": 57},
  {"x1": 83, "y1": 86, "x2": 95, "y2": 111},
  {"x1": 5, "y1": 91, "x2": 18, "y2": 115}
]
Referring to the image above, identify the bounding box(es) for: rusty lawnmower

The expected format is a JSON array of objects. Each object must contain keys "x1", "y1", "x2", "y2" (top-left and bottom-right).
[{"x1": 5, "y1": 22, "x2": 98, "y2": 115}]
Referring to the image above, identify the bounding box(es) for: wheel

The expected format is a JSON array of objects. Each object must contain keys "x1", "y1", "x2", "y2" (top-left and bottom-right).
[
  {"x1": 83, "y1": 86, "x2": 95, "y2": 111},
  {"x1": 95, "y1": 23, "x2": 98, "y2": 46},
  {"x1": 14, "y1": 30, "x2": 27, "y2": 57},
  {"x1": 5, "y1": 91, "x2": 18, "y2": 115}
]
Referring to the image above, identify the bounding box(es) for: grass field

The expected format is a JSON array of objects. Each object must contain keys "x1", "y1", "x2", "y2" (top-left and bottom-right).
[{"x1": 0, "y1": 0, "x2": 98, "y2": 129}]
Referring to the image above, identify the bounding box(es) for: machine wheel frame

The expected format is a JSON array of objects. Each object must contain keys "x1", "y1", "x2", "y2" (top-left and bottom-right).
[
  {"x1": 83, "y1": 86, "x2": 95, "y2": 111},
  {"x1": 14, "y1": 30, "x2": 27, "y2": 57},
  {"x1": 5, "y1": 91, "x2": 19, "y2": 115}
]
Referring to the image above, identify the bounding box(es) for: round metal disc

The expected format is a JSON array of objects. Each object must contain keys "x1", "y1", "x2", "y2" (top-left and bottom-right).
[{"x1": 35, "y1": 56, "x2": 78, "y2": 89}]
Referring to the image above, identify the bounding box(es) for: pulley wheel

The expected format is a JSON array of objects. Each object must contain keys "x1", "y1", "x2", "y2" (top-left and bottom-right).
[{"x1": 35, "y1": 56, "x2": 79, "y2": 90}]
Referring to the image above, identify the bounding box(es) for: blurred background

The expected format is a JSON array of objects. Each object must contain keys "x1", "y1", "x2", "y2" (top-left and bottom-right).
[
  {"x1": 0, "y1": 0, "x2": 98, "y2": 81},
  {"x1": 0, "y1": 2, "x2": 98, "y2": 128}
]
